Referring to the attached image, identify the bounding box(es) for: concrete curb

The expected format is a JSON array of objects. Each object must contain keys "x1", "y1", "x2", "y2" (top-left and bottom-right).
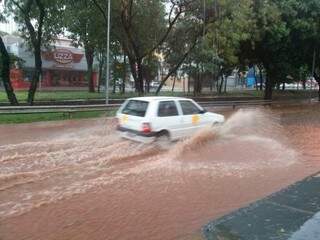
[{"x1": 202, "y1": 171, "x2": 320, "y2": 240}]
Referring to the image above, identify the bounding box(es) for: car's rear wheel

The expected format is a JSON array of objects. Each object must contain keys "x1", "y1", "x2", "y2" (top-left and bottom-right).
[{"x1": 155, "y1": 131, "x2": 171, "y2": 150}]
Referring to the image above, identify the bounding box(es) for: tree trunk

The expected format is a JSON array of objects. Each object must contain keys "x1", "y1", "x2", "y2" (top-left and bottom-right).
[
  {"x1": 12, "y1": 0, "x2": 45, "y2": 105},
  {"x1": 210, "y1": 72, "x2": 214, "y2": 92},
  {"x1": 183, "y1": 75, "x2": 185, "y2": 93},
  {"x1": 218, "y1": 73, "x2": 224, "y2": 95},
  {"x1": 97, "y1": 53, "x2": 105, "y2": 93},
  {"x1": 113, "y1": 76, "x2": 116, "y2": 94},
  {"x1": 258, "y1": 65, "x2": 263, "y2": 91},
  {"x1": 188, "y1": 63, "x2": 191, "y2": 93},
  {"x1": 282, "y1": 82, "x2": 285, "y2": 91},
  {"x1": 264, "y1": 70, "x2": 273, "y2": 100},
  {"x1": 313, "y1": 72, "x2": 320, "y2": 101},
  {"x1": 188, "y1": 74, "x2": 191, "y2": 93},
  {"x1": 254, "y1": 66, "x2": 258, "y2": 90},
  {"x1": 27, "y1": 46, "x2": 42, "y2": 105},
  {"x1": 172, "y1": 76, "x2": 176, "y2": 92},
  {"x1": 129, "y1": 61, "x2": 139, "y2": 92},
  {"x1": 98, "y1": 61, "x2": 104, "y2": 93},
  {"x1": 85, "y1": 45, "x2": 95, "y2": 93},
  {"x1": 194, "y1": 64, "x2": 200, "y2": 96},
  {"x1": 224, "y1": 74, "x2": 227, "y2": 93},
  {"x1": 200, "y1": 65, "x2": 204, "y2": 94},
  {"x1": 216, "y1": 74, "x2": 220, "y2": 92},
  {"x1": 128, "y1": 57, "x2": 144, "y2": 94},
  {"x1": 136, "y1": 59, "x2": 144, "y2": 95},
  {"x1": 0, "y1": 36, "x2": 19, "y2": 105},
  {"x1": 145, "y1": 79, "x2": 150, "y2": 93},
  {"x1": 122, "y1": 54, "x2": 126, "y2": 94}
]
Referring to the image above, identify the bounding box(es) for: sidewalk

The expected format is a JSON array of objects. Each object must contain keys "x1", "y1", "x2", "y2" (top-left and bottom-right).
[{"x1": 203, "y1": 172, "x2": 320, "y2": 240}]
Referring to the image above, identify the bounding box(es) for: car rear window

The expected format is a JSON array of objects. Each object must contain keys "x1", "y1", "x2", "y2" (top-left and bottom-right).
[
  {"x1": 122, "y1": 100, "x2": 149, "y2": 117},
  {"x1": 158, "y1": 101, "x2": 179, "y2": 117}
]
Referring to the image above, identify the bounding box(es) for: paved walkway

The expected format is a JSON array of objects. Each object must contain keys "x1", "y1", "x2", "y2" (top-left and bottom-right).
[{"x1": 203, "y1": 172, "x2": 320, "y2": 240}]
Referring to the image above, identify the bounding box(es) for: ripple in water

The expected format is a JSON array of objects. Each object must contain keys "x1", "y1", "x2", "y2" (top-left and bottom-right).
[{"x1": 0, "y1": 109, "x2": 299, "y2": 220}]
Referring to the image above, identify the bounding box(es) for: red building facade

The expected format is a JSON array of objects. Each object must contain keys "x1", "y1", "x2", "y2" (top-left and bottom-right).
[{"x1": 5, "y1": 36, "x2": 97, "y2": 90}]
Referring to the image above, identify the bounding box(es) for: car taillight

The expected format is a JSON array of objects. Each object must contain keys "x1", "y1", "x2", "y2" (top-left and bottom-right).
[{"x1": 142, "y1": 123, "x2": 152, "y2": 133}]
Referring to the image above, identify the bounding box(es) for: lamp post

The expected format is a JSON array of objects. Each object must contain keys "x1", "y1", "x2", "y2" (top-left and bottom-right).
[{"x1": 105, "y1": 0, "x2": 111, "y2": 105}]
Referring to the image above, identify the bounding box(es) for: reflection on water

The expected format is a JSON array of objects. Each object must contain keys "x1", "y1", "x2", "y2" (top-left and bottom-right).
[{"x1": 0, "y1": 105, "x2": 319, "y2": 240}]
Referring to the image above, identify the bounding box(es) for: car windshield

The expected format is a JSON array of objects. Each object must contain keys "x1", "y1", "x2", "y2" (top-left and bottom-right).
[{"x1": 122, "y1": 100, "x2": 149, "y2": 117}]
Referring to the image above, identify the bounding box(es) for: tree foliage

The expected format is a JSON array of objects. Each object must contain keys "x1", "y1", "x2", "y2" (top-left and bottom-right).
[
  {"x1": 64, "y1": 0, "x2": 107, "y2": 92},
  {"x1": 2, "y1": 0, "x2": 320, "y2": 101},
  {"x1": 5, "y1": 0, "x2": 64, "y2": 104},
  {"x1": 0, "y1": 5, "x2": 18, "y2": 105}
]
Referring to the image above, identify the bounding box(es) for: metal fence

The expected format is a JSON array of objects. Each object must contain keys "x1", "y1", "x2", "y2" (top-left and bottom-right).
[{"x1": 0, "y1": 100, "x2": 274, "y2": 118}]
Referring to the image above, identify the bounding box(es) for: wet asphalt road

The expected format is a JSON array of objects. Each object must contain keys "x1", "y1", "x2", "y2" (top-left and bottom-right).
[{"x1": 0, "y1": 104, "x2": 320, "y2": 240}]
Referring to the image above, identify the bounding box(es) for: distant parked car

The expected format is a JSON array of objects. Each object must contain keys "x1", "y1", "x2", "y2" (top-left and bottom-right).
[
  {"x1": 150, "y1": 82, "x2": 160, "y2": 89},
  {"x1": 116, "y1": 97, "x2": 225, "y2": 144}
]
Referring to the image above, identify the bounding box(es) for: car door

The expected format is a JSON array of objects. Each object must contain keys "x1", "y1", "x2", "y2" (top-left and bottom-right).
[
  {"x1": 152, "y1": 100, "x2": 182, "y2": 140},
  {"x1": 177, "y1": 100, "x2": 206, "y2": 137}
]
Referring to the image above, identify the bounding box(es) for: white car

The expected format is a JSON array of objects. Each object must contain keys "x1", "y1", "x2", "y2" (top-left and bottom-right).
[{"x1": 116, "y1": 97, "x2": 225, "y2": 143}]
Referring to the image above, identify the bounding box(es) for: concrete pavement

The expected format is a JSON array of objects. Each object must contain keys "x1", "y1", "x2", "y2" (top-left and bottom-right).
[{"x1": 203, "y1": 172, "x2": 320, "y2": 240}]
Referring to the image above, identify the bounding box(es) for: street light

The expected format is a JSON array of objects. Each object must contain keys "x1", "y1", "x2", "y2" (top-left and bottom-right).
[{"x1": 105, "y1": 0, "x2": 111, "y2": 105}]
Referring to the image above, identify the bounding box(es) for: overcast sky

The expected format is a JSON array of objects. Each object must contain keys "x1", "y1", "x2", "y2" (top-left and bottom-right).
[{"x1": 0, "y1": 1, "x2": 17, "y2": 34}]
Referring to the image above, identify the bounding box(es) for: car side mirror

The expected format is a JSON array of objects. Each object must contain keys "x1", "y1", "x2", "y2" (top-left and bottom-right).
[{"x1": 199, "y1": 109, "x2": 207, "y2": 114}]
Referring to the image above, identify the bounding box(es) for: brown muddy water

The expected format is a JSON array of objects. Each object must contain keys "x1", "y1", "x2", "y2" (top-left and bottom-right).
[{"x1": 0, "y1": 104, "x2": 320, "y2": 240}]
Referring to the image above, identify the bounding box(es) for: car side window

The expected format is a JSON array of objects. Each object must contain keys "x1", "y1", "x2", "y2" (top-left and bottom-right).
[
  {"x1": 179, "y1": 100, "x2": 201, "y2": 115},
  {"x1": 158, "y1": 101, "x2": 179, "y2": 117}
]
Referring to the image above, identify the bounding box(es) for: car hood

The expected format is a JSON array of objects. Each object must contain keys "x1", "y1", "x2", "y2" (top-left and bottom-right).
[{"x1": 205, "y1": 112, "x2": 225, "y2": 123}]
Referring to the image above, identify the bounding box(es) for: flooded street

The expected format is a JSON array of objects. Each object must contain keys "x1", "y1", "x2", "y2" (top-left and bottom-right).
[{"x1": 0, "y1": 104, "x2": 320, "y2": 240}]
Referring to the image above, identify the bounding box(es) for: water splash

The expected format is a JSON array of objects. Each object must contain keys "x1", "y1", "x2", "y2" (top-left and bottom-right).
[
  {"x1": 0, "y1": 109, "x2": 299, "y2": 220},
  {"x1": 168, "y1": 109, "x2": 297, "y2": 174}
]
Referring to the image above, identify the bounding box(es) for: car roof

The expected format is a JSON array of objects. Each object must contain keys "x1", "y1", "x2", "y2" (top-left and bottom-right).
[{"x1": 127, "y1": 96, "x2": 191, "y2": 102}]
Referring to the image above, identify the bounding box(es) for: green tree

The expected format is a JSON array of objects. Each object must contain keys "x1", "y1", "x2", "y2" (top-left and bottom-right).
[
  {"x1": 156, "y1": 3, "x2": 202, "y2": 94},
  {"x1": 282, "y1": 0, "x2": 320, "y2": 99},
  {"x1": 0, "y1": 8, "x2": 18, "y2": 105},
  {"x1": 64, "y1": 0, "x2": 107, "y2": 93},
  {"x1": 5, "y1": 0, "x2": 63, "y2": 105},
  {"x1": 93, "y1": 0, "x2": 193, "y2": 94},
  {"x1": 238, "y1": 0, "x2": 291, "y2": 99},
  {"x1": 172, "y1": 0, "x2": 252, "y2": 95}
]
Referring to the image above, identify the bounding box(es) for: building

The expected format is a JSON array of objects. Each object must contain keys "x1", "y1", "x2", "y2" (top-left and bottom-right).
[{"x1": 3, "y1": 35, "x2": 97, "y2": 90}]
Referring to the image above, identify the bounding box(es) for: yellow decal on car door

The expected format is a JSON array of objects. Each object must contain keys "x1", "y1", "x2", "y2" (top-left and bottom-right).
[
  {"x1": 192, "y1": 114, "x2": 200, "y2": 124},
  {"x1": 122, "y1": 114, "x2": 129, "y2": 124}
]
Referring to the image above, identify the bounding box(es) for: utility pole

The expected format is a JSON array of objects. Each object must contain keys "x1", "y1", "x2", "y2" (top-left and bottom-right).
[
  {"x1": 199, "y1": 0, "x2": 205, "y2": 94},
  {"x1": 203, "y1": 0, "x2": 206, "y2": 37},
  {"x1": 105, "y1": 0, "x2": 111, "y2": 105}
]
